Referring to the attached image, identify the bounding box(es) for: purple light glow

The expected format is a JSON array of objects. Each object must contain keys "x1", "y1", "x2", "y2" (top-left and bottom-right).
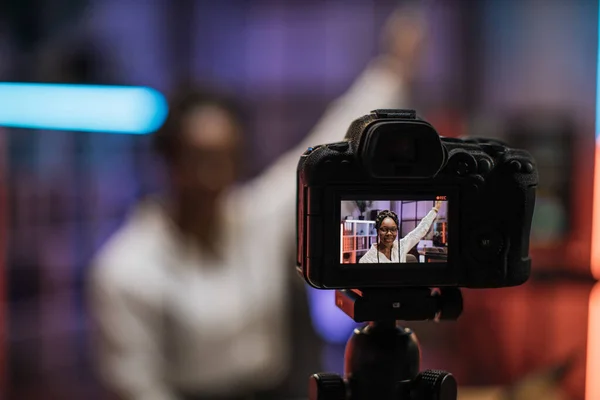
[{"x1": 307, "y1": 288, "x2": 359, "y2": 344}]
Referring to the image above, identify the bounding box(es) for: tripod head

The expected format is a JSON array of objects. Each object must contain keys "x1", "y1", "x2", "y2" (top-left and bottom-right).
[{"x1": 309, "y1": 288, "x2": 462, "y2": 400}]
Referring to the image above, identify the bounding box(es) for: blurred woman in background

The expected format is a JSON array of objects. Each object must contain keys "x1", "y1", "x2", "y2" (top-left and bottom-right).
[{"x1": 88, "y1": 6, "x2": 427, "y2": 400}]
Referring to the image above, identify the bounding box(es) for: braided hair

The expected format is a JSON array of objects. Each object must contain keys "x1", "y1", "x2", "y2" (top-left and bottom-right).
[{"x1": 375, "y1": 210, "x2": 400, "y2": 263}]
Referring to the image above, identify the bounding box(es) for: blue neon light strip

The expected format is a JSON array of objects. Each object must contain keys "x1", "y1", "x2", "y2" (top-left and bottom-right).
[{"x1": 0, "y1": 83, "x2": 168, "y2": 134}]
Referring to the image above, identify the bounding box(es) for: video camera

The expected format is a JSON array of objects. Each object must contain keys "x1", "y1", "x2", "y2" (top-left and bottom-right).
[
  {"x1": 297, "y1": 109, "x2": 538, "y2": 400},
  {"x1": 296, "y1": 109, "x2": 538, "y2": 291}
]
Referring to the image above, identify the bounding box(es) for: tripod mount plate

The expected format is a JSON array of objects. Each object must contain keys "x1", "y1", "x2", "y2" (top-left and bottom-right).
[{"x1": 335, "y1": 287, "x2": 463, "y2": 322}]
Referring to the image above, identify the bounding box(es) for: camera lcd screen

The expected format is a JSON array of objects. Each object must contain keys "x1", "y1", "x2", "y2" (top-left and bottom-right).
[{"x1": 340, "y1": 196, "x2": 448, "y2": 265}]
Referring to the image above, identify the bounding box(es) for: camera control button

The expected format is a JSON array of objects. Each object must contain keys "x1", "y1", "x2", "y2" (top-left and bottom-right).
[
  {"x1": 471, "y1": 229, "x2": 503, "y2": 260},
  {"x1": 509, "y1": 160, "x2": 522, "y2": 172},
  {"x1": 523, "y1": 162, "x2": 534, "y2": 173},
  {"x1": 327, "y1": 142, "x2": 350, "y2": 152},
  {"x1": 478, "y1": 159, "x2": 492, "y2": 174},
  {"x1": 456, "y1": 161, "x2": 470, "y2": 176},
  {"x1": 448, "y1": 152, "x2": 477, "y2": 176}
]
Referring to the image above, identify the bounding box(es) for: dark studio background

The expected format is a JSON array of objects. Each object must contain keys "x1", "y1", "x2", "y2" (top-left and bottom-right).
[{"x1": 0, "y1": 0, "x2": 599, "y2": 399}]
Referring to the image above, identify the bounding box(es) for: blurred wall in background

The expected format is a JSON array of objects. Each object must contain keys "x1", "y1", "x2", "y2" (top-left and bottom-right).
[{"x1": 451, "y1": 2, "x2": 598, "y2": 399}]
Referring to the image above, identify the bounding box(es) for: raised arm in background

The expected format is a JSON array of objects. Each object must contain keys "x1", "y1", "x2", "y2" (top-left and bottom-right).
[
  {"x1": 240, "y1": 5, "x2": 427, "y2": 217},
  {"x1": 240, "y1": 4, "x2": 429, "y2": 344}
]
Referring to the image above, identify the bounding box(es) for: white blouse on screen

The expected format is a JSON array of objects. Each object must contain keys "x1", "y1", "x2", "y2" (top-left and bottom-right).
[{"x1": 358, "y1": 208, "x2": 438, "y2": 263}]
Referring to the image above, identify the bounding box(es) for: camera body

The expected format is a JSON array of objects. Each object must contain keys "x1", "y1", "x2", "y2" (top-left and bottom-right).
[{"x1": 296, "y1": 109, "x2": 538, "y2": 289}]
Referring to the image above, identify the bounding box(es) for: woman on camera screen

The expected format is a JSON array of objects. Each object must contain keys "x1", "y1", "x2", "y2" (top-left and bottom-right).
[{"x1": 359, "y1": 200, "x2": 442, "y2": 263}]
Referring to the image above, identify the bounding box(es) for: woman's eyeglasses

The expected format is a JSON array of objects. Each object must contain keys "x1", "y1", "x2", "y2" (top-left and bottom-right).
[{"x1": 379, "y1": 227, "x2": 398, "y2": 234}]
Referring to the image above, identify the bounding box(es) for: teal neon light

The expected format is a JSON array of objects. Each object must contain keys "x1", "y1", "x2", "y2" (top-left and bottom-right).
[{"x1": 0, "y1": 83, "x2": 168, "y2": 134}]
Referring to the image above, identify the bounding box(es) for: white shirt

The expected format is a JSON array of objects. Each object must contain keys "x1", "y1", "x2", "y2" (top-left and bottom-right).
[
  {"x1": 88, "y1": 61, "x2": 407, "y2": 400},
  {"x1": 359, "y1": 209, "x2": 438, "y2": 263}
]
